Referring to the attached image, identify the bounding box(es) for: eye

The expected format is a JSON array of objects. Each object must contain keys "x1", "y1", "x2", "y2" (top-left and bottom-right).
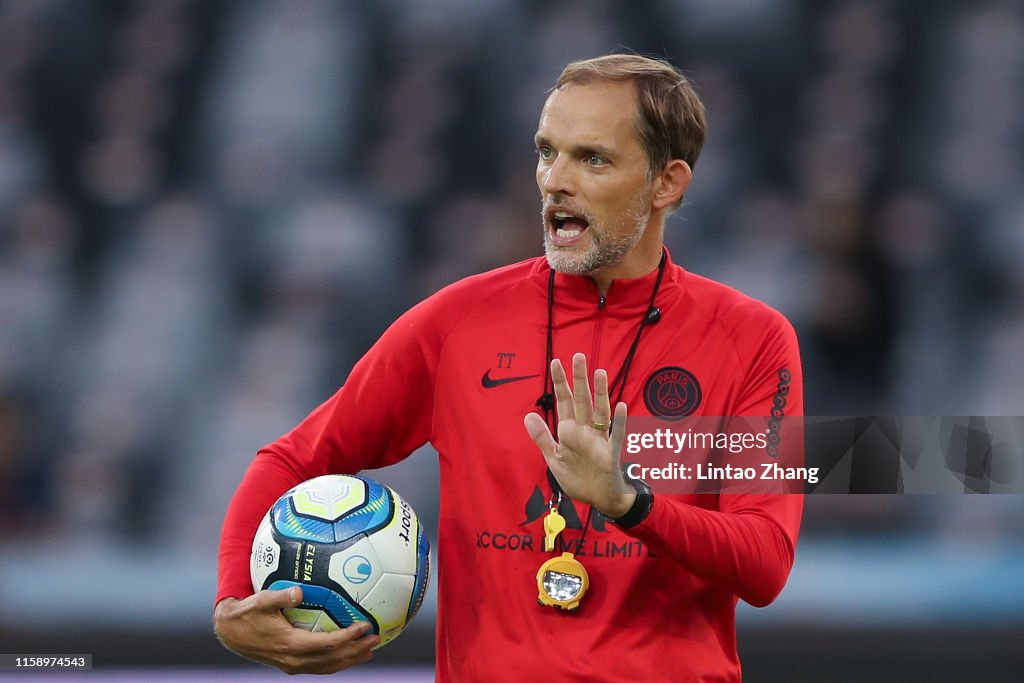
[
  {"x1": 537, "y1": 145, "x2": 554, "y2": 161},
  {"x1": 585, "y1": 154, "x2": 607, "y2": 167}
]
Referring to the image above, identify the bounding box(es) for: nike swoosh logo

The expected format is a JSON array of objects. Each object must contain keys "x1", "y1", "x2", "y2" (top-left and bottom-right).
[{"x1": 481, "y1": 369, "x2": 540, "y2": 388}]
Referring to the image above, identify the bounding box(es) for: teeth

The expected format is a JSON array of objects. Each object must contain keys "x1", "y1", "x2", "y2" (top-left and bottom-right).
[
  {"x1": 556, "y1": 228, "x2": 582, "y2": 237},
  {"x1": 554, "y1": 211, "x2": 575, "y2": 219}
]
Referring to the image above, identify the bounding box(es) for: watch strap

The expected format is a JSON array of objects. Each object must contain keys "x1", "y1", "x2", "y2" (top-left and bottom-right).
[{"x1": 609, "y1": 477, "x2": 654, "y2": 529}]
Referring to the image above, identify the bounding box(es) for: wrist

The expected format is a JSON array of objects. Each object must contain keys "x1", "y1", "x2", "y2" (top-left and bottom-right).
[
  {"x1": 599, "y1": 490, "x2": 637, "y2": 519},
  {"x1": 213, "y1": 597, "x2": 241, "y2": 628},
  {"x1": 607, "y1": 477, "x2": 654, "y2": 529}
]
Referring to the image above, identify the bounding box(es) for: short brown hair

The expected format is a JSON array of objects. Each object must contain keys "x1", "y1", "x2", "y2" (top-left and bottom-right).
[{"x1": 556, "y1": 54, "x2": 707, "y2": 177}]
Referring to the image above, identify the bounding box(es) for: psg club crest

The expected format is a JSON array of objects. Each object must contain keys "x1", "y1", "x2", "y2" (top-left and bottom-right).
[{"x1": 643, "y1": 367, "x2": 701, "y2": 419}]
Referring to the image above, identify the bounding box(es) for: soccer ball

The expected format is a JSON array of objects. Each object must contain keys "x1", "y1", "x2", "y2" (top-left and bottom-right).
[{"x1": 250, "y1": 474, "x2": 430, "y2": 647}]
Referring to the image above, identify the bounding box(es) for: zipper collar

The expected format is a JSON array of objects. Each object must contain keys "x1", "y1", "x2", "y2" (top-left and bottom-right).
[{"x1": 533, "y1": 247, "x2": 685, "y2": 318}]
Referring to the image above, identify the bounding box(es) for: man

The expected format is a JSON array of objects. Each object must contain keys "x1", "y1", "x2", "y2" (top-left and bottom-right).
[{"x1": 215, "y1": 54, "x2": 802, "y2": 681}]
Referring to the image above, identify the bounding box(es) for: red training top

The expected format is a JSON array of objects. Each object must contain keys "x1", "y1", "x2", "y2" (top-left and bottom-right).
[{"x1": 217, "y1": 251, "x2": 804, "y2": 682}]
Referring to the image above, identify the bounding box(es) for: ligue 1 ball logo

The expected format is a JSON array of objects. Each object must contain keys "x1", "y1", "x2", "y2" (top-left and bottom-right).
[{"x1": 256, "y1": 542, "x2": 277, "y2": 568}]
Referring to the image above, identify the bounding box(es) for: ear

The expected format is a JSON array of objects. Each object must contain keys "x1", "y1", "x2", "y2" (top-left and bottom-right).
[{"x1": 651, "y1": 160, "x2": 692, "y2": 211}]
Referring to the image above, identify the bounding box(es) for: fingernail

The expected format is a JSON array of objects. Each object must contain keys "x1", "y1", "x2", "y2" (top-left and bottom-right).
[{"x1": 288, "y1": 587, "x2": 298, "y2": 602}]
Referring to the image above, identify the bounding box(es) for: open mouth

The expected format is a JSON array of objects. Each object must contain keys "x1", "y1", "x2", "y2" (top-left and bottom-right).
[{"x1": 547, "y1": 207, "x2": 590, "y2": 247}]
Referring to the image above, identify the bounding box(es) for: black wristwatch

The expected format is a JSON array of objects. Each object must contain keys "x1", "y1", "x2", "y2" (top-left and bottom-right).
[{"x1": 609, "y1": 476, "x2": 654, "y2": 529}]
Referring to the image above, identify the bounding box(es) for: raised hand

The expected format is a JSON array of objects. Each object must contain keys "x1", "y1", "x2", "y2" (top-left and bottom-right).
[{"x1": 524, "y1": 353, "x2": 635, "y2": 518}]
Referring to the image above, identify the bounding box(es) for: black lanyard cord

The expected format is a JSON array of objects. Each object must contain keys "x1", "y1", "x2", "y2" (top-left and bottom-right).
[{"x1": 535, "y1": 250, "x2": 667, "y2": 538}]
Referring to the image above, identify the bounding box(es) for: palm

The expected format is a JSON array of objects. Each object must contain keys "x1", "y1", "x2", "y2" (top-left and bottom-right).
[
  {"x1": 523, "y1": 353, "x2": 632, "y2": 517},
  {"x1": 551, "y1": 419, "x2": 617, "y2": 503}
]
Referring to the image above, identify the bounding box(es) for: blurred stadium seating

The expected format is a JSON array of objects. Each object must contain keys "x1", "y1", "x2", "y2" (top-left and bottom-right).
[{"x1": 0, "y1": 0, "x2": 1021, "y2": 680}]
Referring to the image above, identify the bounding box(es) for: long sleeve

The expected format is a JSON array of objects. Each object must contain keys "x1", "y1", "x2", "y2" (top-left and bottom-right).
[
  {"x1": 623, "y1": 307, "x2": 804, "y2": 607},
  {"x1": 215, "y1": 294, "x2": 448, "y2": 604}
]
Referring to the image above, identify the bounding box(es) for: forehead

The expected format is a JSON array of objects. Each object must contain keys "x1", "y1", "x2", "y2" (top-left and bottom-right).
[{"x1": 536, "y1": 80, "x2": 642, "y2": 151}]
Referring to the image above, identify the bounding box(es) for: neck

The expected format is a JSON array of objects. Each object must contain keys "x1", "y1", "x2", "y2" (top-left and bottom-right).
[{"x1": 590, "y1": 226, "x2": 665, "y2": 295}]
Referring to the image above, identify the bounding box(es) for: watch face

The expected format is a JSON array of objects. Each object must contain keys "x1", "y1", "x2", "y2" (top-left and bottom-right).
[{"x1": 542, "y1": 569, "x2": 584, "y2": 602}]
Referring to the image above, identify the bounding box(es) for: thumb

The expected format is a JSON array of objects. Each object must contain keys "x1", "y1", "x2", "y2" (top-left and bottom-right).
[
  {"x1": 524, "y1": 412, "x2": 557, "y2": 459},
  {"x1": 257, "y1": 585, "x2": 303, "y2": 611}
]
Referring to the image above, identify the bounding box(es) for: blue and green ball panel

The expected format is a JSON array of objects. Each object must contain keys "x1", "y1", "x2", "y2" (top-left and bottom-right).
[
  {"x1": 272, "y1": 477, "x2": 393, "y2": 544},
  {"x1": 272, "y1": 497, "x2": 336, "y2": 543},
  {"x1": 268, "y1": 579, "x2": 378, "y2": 634}
]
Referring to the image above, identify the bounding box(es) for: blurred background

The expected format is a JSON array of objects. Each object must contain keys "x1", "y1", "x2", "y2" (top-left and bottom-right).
[{"x1": 1, "y1": 0, "x2": 1022, "y2": 680}]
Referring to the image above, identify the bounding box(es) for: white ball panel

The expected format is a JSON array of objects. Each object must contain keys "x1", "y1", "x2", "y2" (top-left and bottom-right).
[
  {"x1": 362, "y1": 573, "x2": 415, "y2": 645},
  {"x1": 371, "y1": 489, "x2": 419, "y2": 575}
]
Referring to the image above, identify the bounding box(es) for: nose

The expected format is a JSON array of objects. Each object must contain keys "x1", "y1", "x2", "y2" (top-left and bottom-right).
[{"x1": 539, "y1": 155, "x2": 576, "y2": 197}]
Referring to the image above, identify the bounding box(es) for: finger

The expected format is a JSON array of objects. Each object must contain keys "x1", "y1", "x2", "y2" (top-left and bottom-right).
[
  {"x1": 253, "y1": 585, "x2": 304, "y2": 612},
  {"x1": 324, "y1": 624, "x2": 379, "y2": 656},
  {"x1": 282, "y1": 619, "x2": 376, "y2": 657},
  {"x1": 571, "y1": 353, "x2": 594, "y2": 425},
  {"x1": 592, "y1": 368, "x2": 611, "y2": 432},
  {"x1": 279, "y1": 633, "x2": 377, "y2": 675},
  {"x1": 315, "y1": 623, "x2": 379, "y2": 661},
  {"x1": 332, "y1": 620, "x2": 376, "y2": 645},
  {"x1": 524, "y1": 412, "x2": 558, "y2": 461},
  {"x1": 609, "y1": 401, "x2": 628, "y2": 480},
  {"x1": 550, "y1": 358, "x2": 574, "y2": 425}
]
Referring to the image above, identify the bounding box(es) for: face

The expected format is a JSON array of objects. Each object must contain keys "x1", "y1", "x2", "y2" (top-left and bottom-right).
[{"x1": 535, "y1": 80, "x2": 656, "y2": 278}]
